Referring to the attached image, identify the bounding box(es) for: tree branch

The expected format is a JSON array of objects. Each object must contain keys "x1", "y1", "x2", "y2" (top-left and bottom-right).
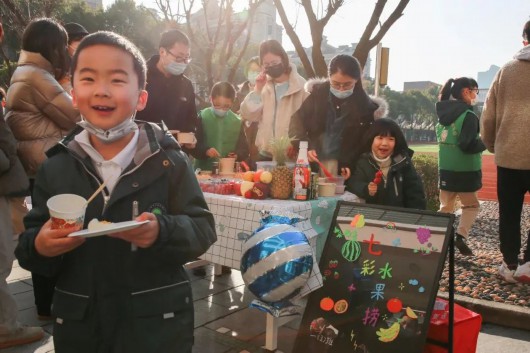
[{"x1": 274, "y1": 0, "x2": 315, "y2": 77}]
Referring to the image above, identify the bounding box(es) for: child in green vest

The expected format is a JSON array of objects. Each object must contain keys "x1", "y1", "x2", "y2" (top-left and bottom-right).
[
  {"x1": 194, "y1": 82, "x2": 249, "y2": 172},
  {"x1": 436, "y1": 77, "x2": 486, "y2": 256}
]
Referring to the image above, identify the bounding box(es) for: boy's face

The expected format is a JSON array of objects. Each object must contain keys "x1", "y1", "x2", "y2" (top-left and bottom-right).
[{"x1": 72, "y1": 45, "x2": 147, "y2": 131}]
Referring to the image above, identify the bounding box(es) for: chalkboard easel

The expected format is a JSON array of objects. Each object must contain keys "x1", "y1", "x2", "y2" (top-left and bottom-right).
[{"x1": 293, "y1": 201, "x2": 455, "y2": 353}]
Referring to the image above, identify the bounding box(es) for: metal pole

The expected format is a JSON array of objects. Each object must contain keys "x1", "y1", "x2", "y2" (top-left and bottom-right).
[{"x1": 374, "y1": 43, "x2": 383, "y2": 97}]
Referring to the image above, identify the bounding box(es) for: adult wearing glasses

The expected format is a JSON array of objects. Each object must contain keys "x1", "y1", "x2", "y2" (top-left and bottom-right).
[
  {"x1": 240, "y1": 39, "x2": 309, "y2": 162},
  {"x1": 289, "y1": 54, "x2": 387, "y2": 181},
  {"x1": 436, "y1": 77, "x2": 485, "y2": 257},
  {"x1": 136, "y1": 29, "x2": 199, "y2": 152}
]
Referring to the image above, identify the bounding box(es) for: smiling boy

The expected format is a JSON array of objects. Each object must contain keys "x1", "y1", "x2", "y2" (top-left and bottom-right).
[{"x1": 15, "y1": 32, "x2": 216, "y2": 353}]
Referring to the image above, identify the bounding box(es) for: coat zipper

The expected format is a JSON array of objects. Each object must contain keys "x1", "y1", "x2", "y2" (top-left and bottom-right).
[
  {"x1": 131, "y1": 280, "x2": 188, "y2": 296},
  {"x1": 68, "y1": 145, "x2": 161, "y2": 216}
]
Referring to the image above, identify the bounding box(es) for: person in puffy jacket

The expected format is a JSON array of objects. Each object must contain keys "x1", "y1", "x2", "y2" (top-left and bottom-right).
[
  {"x1": 15, "y1": 31, "x2": 216, "y2": 353},
  {"x1": 5, "y1": 18, "x2": 80, "y2": 322},
  {"x1": 289, "y1": 54, "x2": 388, "y2": 180},
  {"x1": 0, "y1": 20, "x2": 44, "y2": 349}
]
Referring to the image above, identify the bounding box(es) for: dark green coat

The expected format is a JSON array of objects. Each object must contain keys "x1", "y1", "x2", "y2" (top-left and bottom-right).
[
  {"x1": 349, "y1": 151, "x2": 426, "y2": 210},
  {"x1": 15, "y1": 122, "x2": 217, "y2": 353}
]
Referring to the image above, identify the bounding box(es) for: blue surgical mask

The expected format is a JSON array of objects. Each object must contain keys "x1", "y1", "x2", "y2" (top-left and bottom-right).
[
  {"x1": 247, "y1": 71, "x2": 259, "y2": 85},
  {"x1": 330, "y1": 86, "x2": 354, "y2": 99},
  {"x1": 165, "y1": 61, "x2": 187, "y2": 76},
  {"x1": 212, "y1": 107, "x2": 228, "y2": 117},
  {"x1": 77, "y1": 113, "x2": 138, "y2": 144}
]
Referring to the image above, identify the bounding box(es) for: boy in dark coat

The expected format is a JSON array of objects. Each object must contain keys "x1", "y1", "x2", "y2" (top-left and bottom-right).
[{"x1": 15, "y1": 31, "x2": 216, "y2": 353}]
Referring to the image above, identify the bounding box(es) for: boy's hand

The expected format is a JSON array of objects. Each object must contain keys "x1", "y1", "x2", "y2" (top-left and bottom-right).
[
  {"x1": 109, "y1": 212, "x2": 160, "y2": 248},
  {"x1": 307, "y1": 150, "x2": 319, "y2": 162},
  {"x1": 34, "y1": 219, "x2": 85, "y2": 257},
  {"x1": 206, "y1": 148, "x2": 220, "y2": 158},
  {"x1": 340, "y1": 167, "x2": 351, "y2": 180},
  {"x1": 368, "y1": 182, "x2": 378, "y2": 196}
]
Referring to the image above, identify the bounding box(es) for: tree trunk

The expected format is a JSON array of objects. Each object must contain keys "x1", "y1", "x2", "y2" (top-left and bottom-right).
[{"x1": 273, "y1": 0, "x2": 315, "y2": 78}]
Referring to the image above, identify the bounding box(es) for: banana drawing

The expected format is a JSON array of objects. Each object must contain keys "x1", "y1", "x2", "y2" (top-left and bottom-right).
[{"x1": 376, "y1": 322, "x2": 400, "y2": 342}]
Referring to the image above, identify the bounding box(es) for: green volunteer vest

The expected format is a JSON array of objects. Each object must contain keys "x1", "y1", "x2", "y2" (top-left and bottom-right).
[
  {"x1": 436, "y1": 109, "x2": 482, "y2": 172},
  {"x1": 194, "y1": 108, "x2": 242, "y2": 171}
]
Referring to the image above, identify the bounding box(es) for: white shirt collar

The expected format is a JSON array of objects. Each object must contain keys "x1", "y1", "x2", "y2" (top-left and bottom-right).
[{"x1": 74, "y1": 129, "x2": 139, "y2": 170}]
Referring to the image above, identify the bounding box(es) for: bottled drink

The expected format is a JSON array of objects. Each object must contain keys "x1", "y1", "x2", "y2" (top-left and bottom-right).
[{"x1": 293, "y1": 141, "x2": 311, "y2": 201}]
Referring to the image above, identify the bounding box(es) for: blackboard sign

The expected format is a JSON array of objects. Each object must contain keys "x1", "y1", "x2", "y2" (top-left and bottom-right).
[{"x1": 293, "y1": 201, "x2": 454, "y2": 353}]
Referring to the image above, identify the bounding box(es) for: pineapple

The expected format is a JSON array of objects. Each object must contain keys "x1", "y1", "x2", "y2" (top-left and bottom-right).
[{"x1": 269, "y1": 136, "x2": 293, "y2": 199}]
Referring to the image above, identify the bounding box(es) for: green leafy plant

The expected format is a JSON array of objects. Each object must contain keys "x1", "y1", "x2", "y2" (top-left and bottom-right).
[
  {"x1": 269, "y1": 136, "x2": 292, "y2": 166},
  {"x1": 412, "y1": 153, "x2": 439, "y2": 211}
]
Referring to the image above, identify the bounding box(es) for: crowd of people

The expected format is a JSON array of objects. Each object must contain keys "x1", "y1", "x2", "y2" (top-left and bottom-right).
[{"x1": 0, "y1": 15, "x2": 528, "y2": 352}]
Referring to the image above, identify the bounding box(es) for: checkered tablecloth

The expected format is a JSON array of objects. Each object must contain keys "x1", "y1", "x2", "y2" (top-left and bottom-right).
[{"x1": 201, "y1": 192, "x2": 360, "y2": 297}]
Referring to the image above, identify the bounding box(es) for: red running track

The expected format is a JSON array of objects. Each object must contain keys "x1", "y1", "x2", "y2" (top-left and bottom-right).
[{"x1": 479, "y1": 155, "x2": 530, "y2": 203}]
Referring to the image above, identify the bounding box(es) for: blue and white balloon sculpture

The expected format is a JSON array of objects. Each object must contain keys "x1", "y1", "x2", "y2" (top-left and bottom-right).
[{"x1": 240, "y1": 213, "x2": 313, "y2": 304}]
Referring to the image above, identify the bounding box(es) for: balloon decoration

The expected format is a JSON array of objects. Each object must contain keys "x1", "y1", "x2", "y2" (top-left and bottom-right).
[{"x1": 240, "y1": 213, "x2": 313, "y2": 304}]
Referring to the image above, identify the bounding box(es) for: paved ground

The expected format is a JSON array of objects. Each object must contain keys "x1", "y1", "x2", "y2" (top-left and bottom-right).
[{"x1": 4, "y1": 261, "x2": 530, "y2": 353}]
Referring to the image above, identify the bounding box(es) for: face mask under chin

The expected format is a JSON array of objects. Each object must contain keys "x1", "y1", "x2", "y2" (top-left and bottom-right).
[{"x1": 77, "y1": 113, "x2": 138, "y2": 144}]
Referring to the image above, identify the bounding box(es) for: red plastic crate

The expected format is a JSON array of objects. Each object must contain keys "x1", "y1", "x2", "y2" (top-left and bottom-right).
[{"x1": 423, "y1": 298, "x2": 482, "y2": 353}]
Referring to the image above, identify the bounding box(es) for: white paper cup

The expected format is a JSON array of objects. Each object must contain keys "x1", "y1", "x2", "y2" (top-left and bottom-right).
[
  {"x1": 318, "y1": 183, "x2": 336, "y2": 197},
  {"x1": 220, "y1": 157, "x2": 236, "y2": 173},
  {"x1": 47, "y1": 194, "x2": 87, "y2": 229},
  {"x1": 177, "y1": 132, "x2": 197, "y2": 144}
]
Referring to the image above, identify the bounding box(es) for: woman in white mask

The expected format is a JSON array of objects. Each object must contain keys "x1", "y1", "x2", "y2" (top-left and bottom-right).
[{"x1": 289, "y1": 54, "x2": 388, "y2": 183}]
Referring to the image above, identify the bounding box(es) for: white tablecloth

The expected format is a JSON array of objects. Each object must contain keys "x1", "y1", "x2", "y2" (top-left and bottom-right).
[{"x1": 201, "y1": 192, "x2": 360, "y2": 297}]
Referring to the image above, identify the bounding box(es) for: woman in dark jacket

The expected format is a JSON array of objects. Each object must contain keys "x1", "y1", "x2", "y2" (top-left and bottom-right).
[
  {"x1": 350, "y1": 118, "x2": 426, "y2": 210},
  {"x1": 289, "y1": 54, "x2": 388, "y2": 180}
]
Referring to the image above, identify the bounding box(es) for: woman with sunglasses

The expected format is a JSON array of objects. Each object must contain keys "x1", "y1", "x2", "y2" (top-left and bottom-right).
[
  {"x1": 289, "y1": 54, "x2": 388, "y2": 182},
  {"x1": 436, "y1": 77, "x2": 486, "y2": 257}
]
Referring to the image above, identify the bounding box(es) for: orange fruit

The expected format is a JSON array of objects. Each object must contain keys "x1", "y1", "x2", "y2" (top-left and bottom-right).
[
  {"x1": 243, "y1": 171, "x2": 254, "y2": 182},
  {"x1": 320, "y1": 297, "x2": 334, "y2": 311}
]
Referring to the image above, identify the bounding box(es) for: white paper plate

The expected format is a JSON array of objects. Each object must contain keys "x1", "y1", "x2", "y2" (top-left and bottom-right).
[{"x1": 68, "y1": 220, "x2": 150, "y2": 238}]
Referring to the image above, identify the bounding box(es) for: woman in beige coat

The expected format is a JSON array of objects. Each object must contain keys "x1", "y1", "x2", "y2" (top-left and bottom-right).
[
  {"x1": 5, "y1": 18, "x2": 79, "y2": 179},
  {"x1": 4, "y1": 18, "x2": 79, "y2": 321},
  {"x1": 240, "y1": 40, "x2": 309, "y2": 162}
]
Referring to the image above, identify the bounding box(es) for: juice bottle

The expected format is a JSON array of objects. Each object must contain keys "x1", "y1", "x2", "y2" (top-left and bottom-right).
[{"x1": 293, "y1": 141, "x2": 311, "y2": 201}]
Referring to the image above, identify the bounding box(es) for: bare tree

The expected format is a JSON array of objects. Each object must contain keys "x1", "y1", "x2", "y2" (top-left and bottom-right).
[
  {"x1": 172, "y1": 0, "x2": 264, "y2": 99},
  {"x1": 353, "y1": 0, "x2": 410, "y2": 68},
  {"x1": 273, "y1": 0, "x2": 410, "y2": 78},
  {"x1": 155, "y1": 0, "x2": 185, "y2": 23}
]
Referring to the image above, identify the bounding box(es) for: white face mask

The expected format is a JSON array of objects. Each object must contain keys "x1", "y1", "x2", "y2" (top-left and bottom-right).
[
  {"x1": 470, "y1": 98, "x2": 477, "y2": 106},
  {"x1": 247, "y1": 71, "x2": 259, "y2": 85},
  {"x1": 77, "y1": 113, "x2": 138, "y2": 143},
  {"x1": 165, "y1": 61, "x2": 187, "y2": 76}
]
